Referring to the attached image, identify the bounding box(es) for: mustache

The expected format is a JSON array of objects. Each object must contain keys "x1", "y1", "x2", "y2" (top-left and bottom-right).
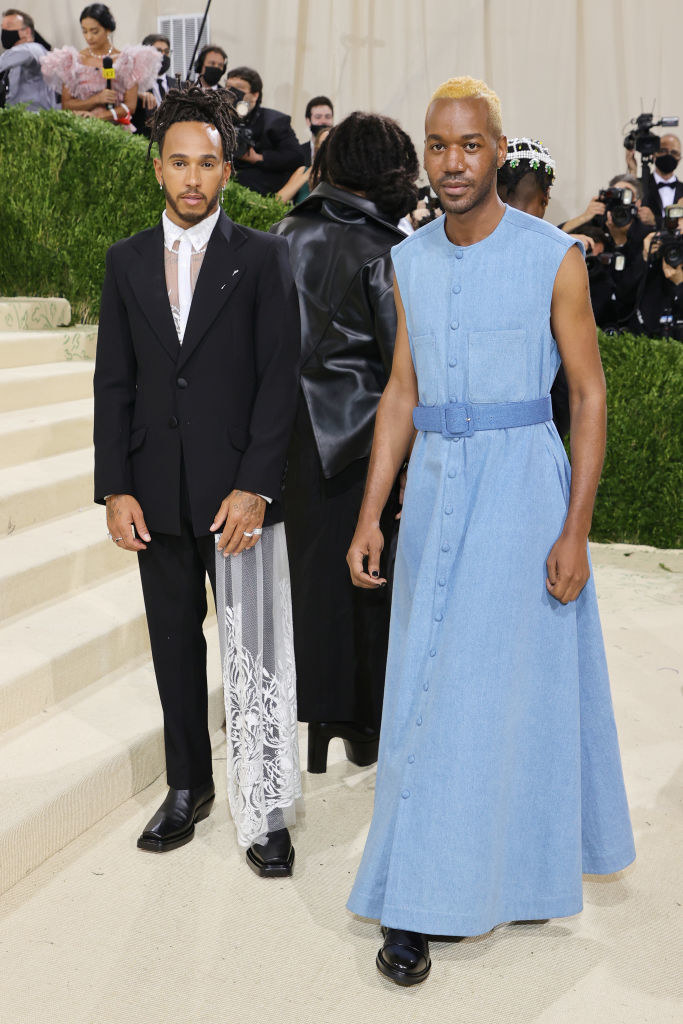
[
  {"x1": 437, "y1": 176, "x2": 472, "y2": 186},
  {"x1": 179, "y1": 190, "x2": 207, "y2": 200}
]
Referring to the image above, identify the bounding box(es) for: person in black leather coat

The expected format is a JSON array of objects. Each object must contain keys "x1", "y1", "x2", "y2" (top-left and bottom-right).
[{"x1": 271, "y1": 113, "x2": 419, "y2": 773}]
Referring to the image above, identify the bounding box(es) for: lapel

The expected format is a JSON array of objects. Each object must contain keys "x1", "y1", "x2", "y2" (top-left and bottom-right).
[
  {"x1": 176, "y1": 210, "x2": 247, "y2": 370},
  {"x1": 127, "y1": 222, "x2": 179, "y2": 363}
]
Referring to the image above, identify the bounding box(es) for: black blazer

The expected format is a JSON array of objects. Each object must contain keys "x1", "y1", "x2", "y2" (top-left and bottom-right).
[
  {"x1": 93, "y1": 211, "x2": 300, "y2": 536},
  {"x1": 643, "y1": 172, "x2": 683, "y2": 226},
  {"x1": 233, "y1": 105, "x2": 303, "y2": 195},
  {"x1": 271, "y1": 183, "x2": 405, "y2": 478}
]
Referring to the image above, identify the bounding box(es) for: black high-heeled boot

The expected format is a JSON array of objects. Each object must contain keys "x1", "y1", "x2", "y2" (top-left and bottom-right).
[{"x1": 307, "y1": 721, "x2": 380, "y2": 774}]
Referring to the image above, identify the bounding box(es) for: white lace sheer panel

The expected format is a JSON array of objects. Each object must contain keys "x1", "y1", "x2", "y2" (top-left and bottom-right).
[
  {"x1": 215, "y1": 523, "x2": 301, "y2": 848},
  {"x1": 163, "y1": 240, "x2": 207, "y2": 343}
]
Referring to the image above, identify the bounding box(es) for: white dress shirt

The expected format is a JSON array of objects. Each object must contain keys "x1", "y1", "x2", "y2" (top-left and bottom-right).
[
  {"x1": 162, "y1": 206, "x2": 220, "y2": 343},
  {"x1": 652, "y1": 170, "x2": 678, "y2": 212}
]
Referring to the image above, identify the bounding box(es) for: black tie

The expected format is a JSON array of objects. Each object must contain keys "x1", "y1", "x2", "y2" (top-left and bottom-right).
[{"x1": 656, "y1": 179, "x2": 677, "y2": 189}]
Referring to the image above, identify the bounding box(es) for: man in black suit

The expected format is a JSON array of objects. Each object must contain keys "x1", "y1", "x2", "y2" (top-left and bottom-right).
[
  {"x1": 297, "y1": 94, "x2": 334, "y2": 167},
  {"x1": 94, "y1": 87, "x2": 301, "y2": 873},
  {"x1": 132, "y1": 33, "x2": 176, "y2": 136},
  {"x1": 225, "y1": 65, "x2": 302, "y2": 195},
  {"x1": 637, "y1": 134, "x2": 683, "y2": 226}
]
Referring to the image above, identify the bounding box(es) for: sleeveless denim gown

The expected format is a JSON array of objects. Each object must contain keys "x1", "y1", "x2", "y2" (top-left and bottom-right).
[{"x1": 347, "y1": 206, "x2": 636, "y2": 937}]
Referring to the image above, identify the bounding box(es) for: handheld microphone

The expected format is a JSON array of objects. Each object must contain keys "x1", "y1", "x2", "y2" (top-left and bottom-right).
[{"x1": 102, "y1": 55, "x2": 115, "y2": 109}]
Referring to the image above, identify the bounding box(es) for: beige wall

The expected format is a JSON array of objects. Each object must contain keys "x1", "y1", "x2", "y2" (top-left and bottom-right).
[{"x1": 28, "y1": 0, "x2": 681, "y2": 221}]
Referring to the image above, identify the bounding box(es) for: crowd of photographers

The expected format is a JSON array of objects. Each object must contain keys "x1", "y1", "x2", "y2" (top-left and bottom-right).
[{"x1": 1, "y1": 4, "x2": 681, "y2": 342}]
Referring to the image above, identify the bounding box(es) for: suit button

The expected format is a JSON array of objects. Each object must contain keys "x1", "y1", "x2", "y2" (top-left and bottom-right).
[
  {"x1": 176, "y1": 377, "x2": 188, "y2": 389},
  {"x1": 168, "y1": 416, "x2": 179, "y2": 428}
]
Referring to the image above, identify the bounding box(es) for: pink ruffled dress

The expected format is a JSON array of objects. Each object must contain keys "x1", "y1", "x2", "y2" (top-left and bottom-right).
[{"x1": 41, "y1": 45, "x2": 161, "y2": 130}]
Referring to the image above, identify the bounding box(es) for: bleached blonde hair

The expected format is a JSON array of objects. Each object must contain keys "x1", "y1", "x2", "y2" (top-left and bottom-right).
[{"x1": 429, "y1": 76, "x2": 503, "y2": 138}]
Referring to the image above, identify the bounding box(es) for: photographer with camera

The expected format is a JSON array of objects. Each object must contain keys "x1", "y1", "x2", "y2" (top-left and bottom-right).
[
  {"x1": 225, "y1": 64, "x2": 302, "y2": 196},
  {"x1": 624, "y1": 112, "x2": 681, "y2": 227},
  {"x1": 626, "y1": 208, "x2": 683, "y2": 341},
  {"x1": 560, "y1": 175, "x2": 649, "y2": 330}
]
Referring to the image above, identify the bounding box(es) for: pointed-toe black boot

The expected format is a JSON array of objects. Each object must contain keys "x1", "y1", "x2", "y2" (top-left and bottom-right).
[
  {"x1": 246, "y1": 827, "x2": 294, "y2": 877},
  {"x1": 307, "y1": 722, "x2": 380, "y2": 773},
  {"x1": 137, "y1": 781, "x2": 215, "y2": 852},
  {"x1": 376, "y1": 927, "x2": 431, "y2": 986}
]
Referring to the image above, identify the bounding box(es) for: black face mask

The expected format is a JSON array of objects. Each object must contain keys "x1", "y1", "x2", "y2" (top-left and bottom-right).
[
  {"x1": 158, "y1": 54, "x2": 170, "y2": 76},
  {"x1": 202, "y1": 65, "x2": 224, "y2": 87},
  {"x1": 655, "y1": 153, "x2": 679, "y2": 176},
  {"x1": 310, "y1": 123, "x2": 329, "y2": 136},
  {"x1": 1, "y1": 29, "x2": 20, "y2": 49}
]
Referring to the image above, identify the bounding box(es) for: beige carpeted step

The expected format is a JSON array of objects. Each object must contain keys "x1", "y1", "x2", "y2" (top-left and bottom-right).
[
  {"x1": 0, "y1": 326, "x2": 96, "y2": 368},
  {"x1": 0, "y1": 628, "x2": 223, "y2": 895},
  {"x1": 0, "y1": 568, "x2": 150, "y2": 732},
  {"x1": 0, "y1": 506, "x2": 122, "y2": 621},
  {"x1": 0, "y1": 361, "x2": 94, "y2": 413},
  {"x1": 0, "y1": 446, "x2": 93, "y2": 534},
  {"x1": 0, "y1": 297, "x2": 71, "y2": 332},
  {"x1": 0, "y1": 398, "x2": 93, "y2": 468}
]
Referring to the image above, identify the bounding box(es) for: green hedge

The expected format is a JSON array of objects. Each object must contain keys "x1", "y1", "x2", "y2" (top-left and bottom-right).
[
  {"x1": 0, "y1": 109, "x2": 680, "y2": 546},
  {"x1": 594, "y1": 330, "x2": 681, "y2": 548},
  {"x1": 0, "y1": 105, "x2": 287, "y2": 322}
]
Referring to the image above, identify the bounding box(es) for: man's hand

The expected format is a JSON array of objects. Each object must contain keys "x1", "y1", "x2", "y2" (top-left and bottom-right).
[
  {"x1": 139, "y1": 90, "x2": 158, "y2": 110},
  {"x1": 105, "y1": 494, "x2": 151, "y2": 552},
  {"x1": 642, "y1": 232, "x2": 657, "y2": 262},
  {"x1": 211, "y1": 490, "x2": 266, "y2": 556},
  {"x1": 580, "y1": 196, "x2": 606, "y2": 222},
  {"x1": 625, "y1": 149, "x2": 638, "y2": 176},
  {"x1": 638, "y1": 205, "x2": 656, "y2": 227},
  {"x1": 546, "y1": 532, "x2": 590, "y2": 604},
  {"x1": 347, "y1": 520, "x2": 386, "y2": 589},
  {"x1": 241, "y1": 147, "x2": 264, "y2": 164}
]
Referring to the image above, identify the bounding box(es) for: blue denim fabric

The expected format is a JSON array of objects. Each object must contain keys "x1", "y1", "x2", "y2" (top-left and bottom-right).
[{"x1": 347, "y1": 207, "x2": 636, "y2": 937}]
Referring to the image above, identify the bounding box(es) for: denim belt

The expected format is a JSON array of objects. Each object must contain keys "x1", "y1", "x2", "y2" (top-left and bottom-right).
[{"x1": 412, "y1": 396, "x2": 552, "y2": 438}]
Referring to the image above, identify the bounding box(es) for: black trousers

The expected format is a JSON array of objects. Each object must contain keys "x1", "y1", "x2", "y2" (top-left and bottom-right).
[
  {"x1": 284, "y1": 400, "x2": 399, "y2": 731},
  {"x1": 137, "y1": 467, "x2": 217, "y2": 789}
]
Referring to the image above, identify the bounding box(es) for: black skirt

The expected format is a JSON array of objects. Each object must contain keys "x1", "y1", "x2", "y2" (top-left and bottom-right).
[{"x1": 283, "y1": 400, "x2": 399, "y2": 731}]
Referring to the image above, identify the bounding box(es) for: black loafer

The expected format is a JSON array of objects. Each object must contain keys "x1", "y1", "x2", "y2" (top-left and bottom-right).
[
  {"x1": 246, "y1": 827, "x2": 294, "y2": 877},
  {"x1": 137, "y1": 782, "x2": 215, "y2": 852},
  {"x1": 376, "y1": 927, "x2": 431, "y2": 986}
]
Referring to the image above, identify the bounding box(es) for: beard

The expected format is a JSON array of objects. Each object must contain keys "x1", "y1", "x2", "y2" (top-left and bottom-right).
[
  {"x1": 163, "y1": 182, "x2": 222, "y2": 226},
  {"x1": 432, "y1": 154, "x2": 499, "y2": 215}
]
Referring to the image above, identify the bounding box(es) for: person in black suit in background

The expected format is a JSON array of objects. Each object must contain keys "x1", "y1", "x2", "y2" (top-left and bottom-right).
[
  {"x1": 628, "y1": 133, "x2": 683, "y2": 227},
  {"x1": 132, "y1": 33, "x2": 175, "y2": 136},
  {"x1": 297, "y1": 94, "x2": 334, "y2": 167},
  {"x1": 94, "y1": 87, "x2": 301, "y2": 874},
  {"x1": 225, "y1": 64, "x2": 302, "y2": 195}
]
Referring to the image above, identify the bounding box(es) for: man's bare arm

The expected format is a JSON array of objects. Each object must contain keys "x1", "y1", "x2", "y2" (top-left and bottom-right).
[
  {"x1": 347, "y1": 277, "x2": 418, "y2": 589},
  {"x1": 547, "y1": 244, "x2": 607, "y2": 603}
]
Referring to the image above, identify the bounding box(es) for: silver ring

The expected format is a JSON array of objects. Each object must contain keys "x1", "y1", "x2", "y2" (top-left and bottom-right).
[
  {"x1": 243, "y1": 531, "x2": 254, "y2": 537},
  {"x1": 113, "y1": 536, "x2": 123, "y2": 543},
  {"x1": 252, "y1": 528, "x2": 263, "y2": 536}
]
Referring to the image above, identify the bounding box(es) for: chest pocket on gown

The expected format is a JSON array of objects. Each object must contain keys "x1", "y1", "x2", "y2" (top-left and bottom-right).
[
  {"x1": 468, "y1": 328, "x2": 528, "y2": 403},
  {"x1": 410, "y1": 332, "x2": 438, "y2": 406}
]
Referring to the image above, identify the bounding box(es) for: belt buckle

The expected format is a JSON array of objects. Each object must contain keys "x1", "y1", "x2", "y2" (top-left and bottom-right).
[{"x1": 441, "y1": 401, "x2": 475, "y2": 438}]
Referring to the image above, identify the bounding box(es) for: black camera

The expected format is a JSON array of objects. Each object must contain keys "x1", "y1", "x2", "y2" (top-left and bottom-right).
[
  {"x1": 624, "y1": 112, "x2": 679, "y2": 162},
  {"x1": 586, "y1": 251, "x2": 626, "y2": 275},
  {"x1": 647, "y1": 205, "x2": 683, "y2": 268},
  {"x1": 226, "y1": 86, "x2": 256, "y2": 160},
  {"x1": 597, "y1": 186, "x2": 637, "y2": 229}
]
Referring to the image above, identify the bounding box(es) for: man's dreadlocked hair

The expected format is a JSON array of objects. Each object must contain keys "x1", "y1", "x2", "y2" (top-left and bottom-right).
[
  {"x1": 147, "y1": 85, "x2": 236, "y2": 162},
  {"x1": 315, "y1": 112, "x2": 419, "y2": 223}
]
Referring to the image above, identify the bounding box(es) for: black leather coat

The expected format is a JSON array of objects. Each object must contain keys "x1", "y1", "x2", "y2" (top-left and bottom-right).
[{"x1": 271, "y1": 183, "x2": 405, "y2": 478}]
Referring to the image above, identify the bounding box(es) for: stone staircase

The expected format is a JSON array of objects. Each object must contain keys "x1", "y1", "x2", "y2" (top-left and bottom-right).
[{"x1": 0, "y1": 298, "x2": 223, "y2": 895}]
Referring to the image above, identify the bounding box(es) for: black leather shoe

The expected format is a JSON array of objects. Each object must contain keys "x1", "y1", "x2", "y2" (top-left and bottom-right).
[
  {"x1": 376, "y1": 927, "x2": 431, "y2": 986},
  {"x1": 246, "y1": 827, "x2": 294, "y2": 877},
  {"x1": 137, "y1": 782, "x2": 215, "y2": 852},
  {"x1": 307, "y1": 721, "x2": 380, "y2": 773}
]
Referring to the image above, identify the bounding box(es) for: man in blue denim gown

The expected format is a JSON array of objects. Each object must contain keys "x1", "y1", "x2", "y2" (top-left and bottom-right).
[{"x1": 346, "y1": 76, "x2": 635, "y2": 987}]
